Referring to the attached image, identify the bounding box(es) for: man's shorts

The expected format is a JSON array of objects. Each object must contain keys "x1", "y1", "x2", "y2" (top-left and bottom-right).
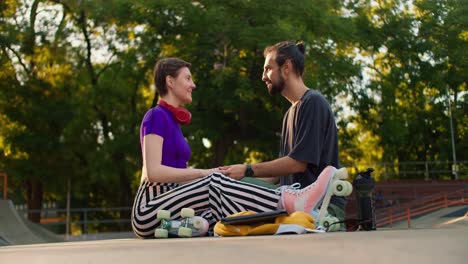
[{"x1": 240, "y1": 177, "x2": 278, "y2": 189}]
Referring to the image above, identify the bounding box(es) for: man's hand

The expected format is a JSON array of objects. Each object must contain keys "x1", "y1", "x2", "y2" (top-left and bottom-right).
[{"x1": 219, "y1": 164, "x2": 246, "y2": 180}]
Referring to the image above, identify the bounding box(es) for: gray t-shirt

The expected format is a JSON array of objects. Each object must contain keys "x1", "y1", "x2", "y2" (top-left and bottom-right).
[{"x1": 279, "y1": 89, "x2": 345, "y2": 208}]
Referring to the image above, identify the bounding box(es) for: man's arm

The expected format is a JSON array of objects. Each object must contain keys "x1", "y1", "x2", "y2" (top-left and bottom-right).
[{"x1": 220, "y1": 156, "x2": 307, "y2": 180}]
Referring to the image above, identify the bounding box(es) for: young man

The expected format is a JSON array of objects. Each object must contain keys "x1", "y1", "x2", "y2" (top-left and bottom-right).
[{"x1": 220, "y1": 41, "x2": 345, "y2": 218}]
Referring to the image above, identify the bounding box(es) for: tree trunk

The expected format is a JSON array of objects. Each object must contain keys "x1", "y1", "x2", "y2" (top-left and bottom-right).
[
  {"x1": 25, "y1": 179, "x2": 43, "y2": 223},
  {"x1": 113, "y1": 151, "x2": 132, "y2": 229}
]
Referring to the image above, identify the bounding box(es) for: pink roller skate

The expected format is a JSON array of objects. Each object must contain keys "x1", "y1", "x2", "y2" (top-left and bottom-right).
[
  {"x1": 281, "y1": 166, "x2": 353, "y2": 231},
  {"x1": 154, "y1": 208, "x2": 210, "y2": 238}
]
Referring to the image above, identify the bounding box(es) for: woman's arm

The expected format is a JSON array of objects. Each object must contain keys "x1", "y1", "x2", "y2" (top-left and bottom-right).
[{"x1": 143, "y1": 134, "x2": 217, "y2": 183}]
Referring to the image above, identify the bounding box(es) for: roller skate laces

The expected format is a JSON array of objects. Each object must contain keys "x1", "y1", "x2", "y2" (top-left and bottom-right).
[{"x1": 274, "y1": 183, "x2": 301, "y2": 195}]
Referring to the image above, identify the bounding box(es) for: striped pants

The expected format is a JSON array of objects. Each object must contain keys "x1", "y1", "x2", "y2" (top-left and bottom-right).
[{"x1": 131, "y1": 173, "x2": 280, "y2": 238}]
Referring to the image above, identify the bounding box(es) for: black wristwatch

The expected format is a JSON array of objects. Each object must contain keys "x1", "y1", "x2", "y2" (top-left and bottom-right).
[{"x1": 245, "y1": 164, "x2": 254, "y2": 177}]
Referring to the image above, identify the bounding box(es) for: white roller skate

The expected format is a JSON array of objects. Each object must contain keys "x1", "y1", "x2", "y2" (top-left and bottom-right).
[
  {"x1": 310, "y1": 209, "x2": 344, "y2": 232},
  {"x1": 154, "y1": 208, "x2": 210, "y2": 238},
  {"x1": 281, "y1": 166, "x2": 353, "y2": 232}
]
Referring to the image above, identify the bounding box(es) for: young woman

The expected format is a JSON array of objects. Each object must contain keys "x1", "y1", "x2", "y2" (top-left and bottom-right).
[{"x1": 131, "y1": 58, "x2": 345, "y2": 238}]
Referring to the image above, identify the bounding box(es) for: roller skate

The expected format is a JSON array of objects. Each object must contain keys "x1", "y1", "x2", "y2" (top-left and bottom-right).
[
  {"x1": 281, "y1": 166, "x2": 353, "y2": 232},
  {"x1": 154, "y1": 208, "x2": 210, "y2": 238}
]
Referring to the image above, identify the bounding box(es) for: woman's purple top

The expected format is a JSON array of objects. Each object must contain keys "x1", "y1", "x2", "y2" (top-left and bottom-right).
[{"x1": 140, "y1": 106, "x2": 191, "y2": 168}]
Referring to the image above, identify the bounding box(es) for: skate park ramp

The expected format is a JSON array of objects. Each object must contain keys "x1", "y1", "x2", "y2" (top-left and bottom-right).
[{"x1": 0, "y1": 200, "x2": 63, "y2": 246}]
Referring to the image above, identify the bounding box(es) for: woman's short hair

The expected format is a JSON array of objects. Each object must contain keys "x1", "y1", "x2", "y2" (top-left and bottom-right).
[{"x1": 153, "y1": 58, "x2": 191, "y2": 96}]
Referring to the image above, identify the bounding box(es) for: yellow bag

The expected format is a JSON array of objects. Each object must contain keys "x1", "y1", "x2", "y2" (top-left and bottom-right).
[{"x1": 214, "y1": 211, "x2": 316, "y2": 237}]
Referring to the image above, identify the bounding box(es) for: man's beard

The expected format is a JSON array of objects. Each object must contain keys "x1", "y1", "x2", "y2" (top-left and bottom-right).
[{"x1": 268, "y1": 72, "x2": 285, "y2": 95}]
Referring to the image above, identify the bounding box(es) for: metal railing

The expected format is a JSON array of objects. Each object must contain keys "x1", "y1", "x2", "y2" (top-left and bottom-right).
[
  {"x1": 344, "y1": 160, "x2": 468, "y2": 180},
  {"x1": 375, "y1": 189, "x2": 467, "y2": 228},
  {"x1": 17, "y1": 207, "x2": 132, "y2": 235},
  {"x1": 14, "y1": 178, "x2": 468, "y2": 235}
]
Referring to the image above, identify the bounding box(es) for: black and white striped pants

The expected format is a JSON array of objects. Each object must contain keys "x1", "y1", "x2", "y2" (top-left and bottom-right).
[{"x1": 131, "y1": 173, "x2": 280, "y2": 238}]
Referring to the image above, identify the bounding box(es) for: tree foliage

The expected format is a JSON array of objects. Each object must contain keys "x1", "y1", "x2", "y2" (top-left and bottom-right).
[{"x1": 0, "y1": 0, "x2": 465, "y2": 223}]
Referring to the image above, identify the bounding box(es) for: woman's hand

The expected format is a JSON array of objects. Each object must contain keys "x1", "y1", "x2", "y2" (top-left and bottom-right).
[{"x1": 200, "y1": 167, "x2": 221, "y2": 177}]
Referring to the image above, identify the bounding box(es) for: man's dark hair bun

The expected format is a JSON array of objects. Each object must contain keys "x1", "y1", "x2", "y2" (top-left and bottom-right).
[{"x1": 296, "y1": 41, "x2": 305, "y2": 54}]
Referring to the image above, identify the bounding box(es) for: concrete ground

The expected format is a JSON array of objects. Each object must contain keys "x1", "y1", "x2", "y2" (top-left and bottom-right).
[{"x1": 1, "y1": 227, "x2": 466, "y2": 264}]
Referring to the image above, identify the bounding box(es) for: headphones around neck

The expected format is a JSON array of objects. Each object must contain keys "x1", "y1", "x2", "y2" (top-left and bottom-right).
[{"x1": 158, "y1": 99, "x2": 192, "y2": 125}]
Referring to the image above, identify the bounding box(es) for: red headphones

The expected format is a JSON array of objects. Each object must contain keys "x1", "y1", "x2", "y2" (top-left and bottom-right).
[{"x1": 158, "y1": 99, "x2": 192, "y2": 125}]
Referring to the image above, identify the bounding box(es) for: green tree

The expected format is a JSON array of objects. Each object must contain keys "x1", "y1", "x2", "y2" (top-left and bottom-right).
[
  {"x1": 349, "y1": 0, "x2": 467, "y2": 179},
  {"x1": 1, "y1": 0, "x2": 78, "y2": 221}
]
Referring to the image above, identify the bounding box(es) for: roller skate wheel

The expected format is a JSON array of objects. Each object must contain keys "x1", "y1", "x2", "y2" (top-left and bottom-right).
[
  {"x1": 180, "y1": 208, "x2": 195, "y2": 218},
  {"x1": 154, "y1": 228, "x2": 169, "y2": 238},
  {"x1": 319, "y1": 216, "x2": 333, "y2": 228},
  {"x1": 332, "y1": 180, "x2": 352, "y2": 196},
  {"x1": 178, "y1": 227, "x2": 193, "y2": 237},
  {"x1": 343, "y1": 181, "x2": 353, "y2": 196},
  {"x1": 319, "y1": 216, "x2": 339, "y2": 232},
  {"x1": 192, "y1": 217, "x2": 205, "y2": 229},
  {"x1": 329, "y1": 217, "x2": 341, "y2": 232},
  {"x1": 157, "y1": 210, "x2": 171, "y2": 220},
  {"x1": 335, "y1": 167, "x2": 348, "y2": 179}
]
